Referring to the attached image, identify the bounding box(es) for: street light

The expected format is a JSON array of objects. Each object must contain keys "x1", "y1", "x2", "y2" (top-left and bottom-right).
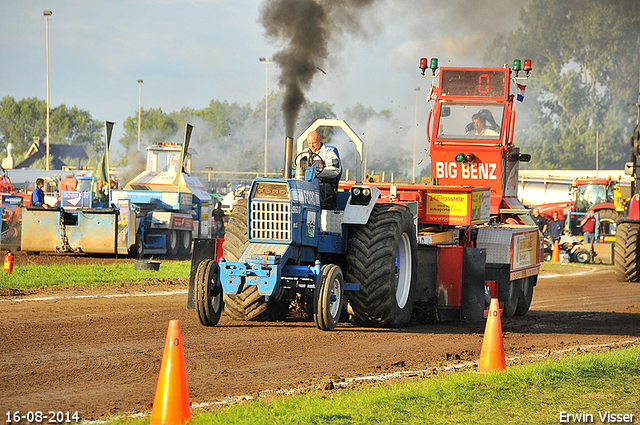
[
  {"x1": 43, "y1": 10, "x2": 52, "y2": 170},
  {"x1": 259, "y1": 57, "x2": 271, "y2": 176},
  {"x1": 137, "y1": 79, "x2": 143, "y2": 151},
  {"x1": 412, "y1": 87, "x2": 420, "y2": 183}
]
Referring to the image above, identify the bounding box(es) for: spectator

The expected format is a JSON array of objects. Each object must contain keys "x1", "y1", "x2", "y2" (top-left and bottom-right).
[
  {"x1": 31, "y1": 178, "x2": 49, "y2": 208},
  {"x1": 580, "y1": 214, "x2": 596, "y2": 244},
  {"x1": 580, "y1": 213, "x2": 597, "y2": 260},
  {"x1": 531, "y1": 208, "x2": 548, "y2": 235},
  {"x1": 212, "y1": 202, "x2": 226, "y2": 239},
  {"x1": 548, "y1": 211, "x2": 564, "y2": 244}
]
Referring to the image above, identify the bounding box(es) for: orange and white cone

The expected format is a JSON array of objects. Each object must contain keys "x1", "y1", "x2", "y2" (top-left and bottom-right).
[
  {"x1": 551, "y1": 239, "x2": 560, "y2": 263},
  {"x1": 478, "y1": 298, "x2": 506, "y2": 373},
  {"x1": 150, "y1": 320, "x2": 191, "y2": 425}
]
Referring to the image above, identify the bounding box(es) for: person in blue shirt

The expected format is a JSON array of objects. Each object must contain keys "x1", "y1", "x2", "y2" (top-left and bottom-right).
[
  {"x1": 548, "y1": 211, "x2": 564, "y2": 243},
  {"x1": 31, "y1": 178, "x2": 49, "y2": 208}
]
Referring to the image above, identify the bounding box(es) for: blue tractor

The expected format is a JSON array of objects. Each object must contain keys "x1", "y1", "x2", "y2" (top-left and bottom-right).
[{"x1": 188, "y1": 119, "x2": 418, "y2": 331}]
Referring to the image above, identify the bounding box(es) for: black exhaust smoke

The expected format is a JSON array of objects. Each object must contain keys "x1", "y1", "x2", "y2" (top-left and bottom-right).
[{"x1": 259, "y1": 0, "x2": 376, "y2": 138}]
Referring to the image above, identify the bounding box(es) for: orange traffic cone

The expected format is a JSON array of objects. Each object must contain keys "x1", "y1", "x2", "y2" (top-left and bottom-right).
[
  {"x1": 551, "y1": 239, "x2": 560, "y2": 263},
  {"x1": 478, "y1": 298, "x2": 506, "y2": 373},
  {"x1": 150, "y1": 320, "x2": 191, "y2": 425}
]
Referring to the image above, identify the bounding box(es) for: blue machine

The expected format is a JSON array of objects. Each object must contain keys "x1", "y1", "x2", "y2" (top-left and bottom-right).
[
  {"x1": 189, "y1": 120, "x2": 388, "y2": 331},
  {"x1": 217, "y1": 177, "x2": 358, "y2": 300}
]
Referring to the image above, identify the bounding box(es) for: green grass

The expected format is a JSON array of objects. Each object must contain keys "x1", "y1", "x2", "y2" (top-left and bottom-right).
[
  {"x1": 0, "y1": 260, "x2": 191, "y2": 289},
  {"x1": 112, "y1": 345, "x2": 640, "y2": 425},
  {"x1": 0, "y1": 258, "x2": 598, "y2": 291}
]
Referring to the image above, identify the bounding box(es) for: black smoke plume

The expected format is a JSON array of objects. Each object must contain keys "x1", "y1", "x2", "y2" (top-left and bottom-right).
[{"x1": 259, "y1": 0, "x2": 376, "y2": 137}]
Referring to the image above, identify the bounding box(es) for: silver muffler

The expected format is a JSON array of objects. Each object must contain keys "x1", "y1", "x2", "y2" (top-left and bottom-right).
[{"x1": 284, "y1": 136, "x2": 294, "y2": 179}]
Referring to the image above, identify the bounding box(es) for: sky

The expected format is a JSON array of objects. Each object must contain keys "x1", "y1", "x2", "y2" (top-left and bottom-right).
[{"x1": 1, "y1": 0, "x2": 531, "y2": 162}]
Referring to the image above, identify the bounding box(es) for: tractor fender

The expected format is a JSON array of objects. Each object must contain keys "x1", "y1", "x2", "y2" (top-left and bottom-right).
[
  {"x1": 588, "y1": 202, "x2": 617, "y2": 214},
  {"x1": 627, "y1": 194, "x2": 640, "y2": 220},
  {"x1": 342, "y1": 186, "x2": 380, "y2": 225}
]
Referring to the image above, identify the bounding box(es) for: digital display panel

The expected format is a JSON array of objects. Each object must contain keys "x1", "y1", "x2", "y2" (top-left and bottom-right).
[{"x1": 440, "y1": 70, "x2": 508, "y2": 99}]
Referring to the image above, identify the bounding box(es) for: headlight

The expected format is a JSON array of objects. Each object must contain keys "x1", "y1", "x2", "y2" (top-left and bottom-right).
[
  {"x1": 353, "y1": 188, "x2": 361, "y2": 197},
  {"x1": 362, "y1": 188, "x2": 371, "y2": 197}
]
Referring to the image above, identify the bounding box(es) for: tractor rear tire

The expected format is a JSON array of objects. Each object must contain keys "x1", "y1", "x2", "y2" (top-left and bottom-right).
[
  {"x1": 165, "y1": 229, "x2": 179, "y2": 257},
  {"x1": 502, "y1": 278, "x2": 520, "y2": 317},
  {"x1": 614, "y1": 222, "x2": 640, "y2": 282},
  {"x1": 221, "y1": 199, "x2": 270, "y2": 321},
  {"x1": 222, "y1": 199, "x2": 248, "y2": 261},
  {"x1": 195, "y1": 259, "x2": 223, "y2": 326},
  {"x1": 179, "y1": 230, "x2": 192, "y2": 257},
  {"x1": 223, "y1": 285, "x2": 269, "y2": 321},
  {"x1": 345, "y1": 203, "x2": 417, "y2": 328},
  {"x1": 129, "y1": 233, "x2": 144, "y2": 259}
]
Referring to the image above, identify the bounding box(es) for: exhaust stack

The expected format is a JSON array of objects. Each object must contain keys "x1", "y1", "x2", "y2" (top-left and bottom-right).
[{"x1": 284, "y1": 136, "x2": 294, "y2": 179}]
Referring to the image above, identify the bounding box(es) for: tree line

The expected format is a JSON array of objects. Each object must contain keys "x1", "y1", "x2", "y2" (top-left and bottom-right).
[
  {"x1": 0, "y1": 92, "x2": 412, "y2": 179},
  {"x1": 485, "y1": 0, "x2": 640, "y2": 170}
]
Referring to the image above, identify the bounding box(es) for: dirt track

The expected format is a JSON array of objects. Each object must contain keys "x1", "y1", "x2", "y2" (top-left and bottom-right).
[{"x1": 1, "y1": 253, "x2": 639, "y2": 422}]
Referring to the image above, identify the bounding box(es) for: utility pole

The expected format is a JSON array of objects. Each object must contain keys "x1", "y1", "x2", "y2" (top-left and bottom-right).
[
  {"x1": 596, "y1": 130, "x2": 600, "y2": 178},
  {"x1": 44, "y1": 10, "x2": 52, "y2": 170},
  {"x1": 259, "y1": 58, "x2": 271, "y2": 176},
  {"x1": 630, "y1": 71, "x2": 640, "y2": 129},
  {"x1": 137, "y1": 79, "x2": 143, "y2": 151}
]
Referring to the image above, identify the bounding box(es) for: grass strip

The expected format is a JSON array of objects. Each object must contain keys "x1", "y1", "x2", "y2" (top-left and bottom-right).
[
  {"x1": 110, "y1": 345, "x2": 640, "y2": 425},
  {"x1": 0, "y1": 260, "x2": 600, "y2": 290},
  {"x1": 0, "y1": 261, "x2": 190, "y2": 289}
]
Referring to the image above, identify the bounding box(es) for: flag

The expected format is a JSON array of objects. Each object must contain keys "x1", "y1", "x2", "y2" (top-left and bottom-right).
[
  {"x1": 173, "y1": 123, "x2": 193, "y2": 188},
  {"x1": 94, "y1": 121, "x2": 113, "y2": 186},
  {"x1": 516, "y1": 83, "x2": 526, "y2": 102}
]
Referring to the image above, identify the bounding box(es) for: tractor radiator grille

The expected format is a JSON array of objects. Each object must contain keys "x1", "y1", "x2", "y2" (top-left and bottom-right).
[{"x1": 250, "y1": 201, "x2": 291, "y2": 241}]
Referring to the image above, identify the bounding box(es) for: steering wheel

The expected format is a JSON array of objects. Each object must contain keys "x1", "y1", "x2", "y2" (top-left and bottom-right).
[{"x1": 294, "y1": 150, "x2": 326, "y2": 171}]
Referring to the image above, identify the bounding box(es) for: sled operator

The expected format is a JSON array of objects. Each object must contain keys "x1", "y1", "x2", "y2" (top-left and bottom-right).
[{"x1": 466, "y1": 113, "x2": 499, "y2": 137}]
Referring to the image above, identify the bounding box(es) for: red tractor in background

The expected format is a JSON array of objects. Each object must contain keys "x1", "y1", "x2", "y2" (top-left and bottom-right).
[{"x1": 531, "y1": 177, "x2": 624, "y2": 240}]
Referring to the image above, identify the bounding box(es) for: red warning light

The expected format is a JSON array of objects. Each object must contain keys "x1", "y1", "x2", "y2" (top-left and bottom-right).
[{"x1": 419, "y1": 58, "x2": 429, "y2": 75}]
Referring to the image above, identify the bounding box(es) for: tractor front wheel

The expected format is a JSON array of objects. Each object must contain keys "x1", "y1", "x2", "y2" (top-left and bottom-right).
[
  {"x1": 314, "y1": 264, "x2": 344, "y2": 331},
  {"x1": 571, "y1": 248, "x2": 590, "y2": 264},
  {"x1": 195, "y1": 259, "x2": 223, "y2": 326}
]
